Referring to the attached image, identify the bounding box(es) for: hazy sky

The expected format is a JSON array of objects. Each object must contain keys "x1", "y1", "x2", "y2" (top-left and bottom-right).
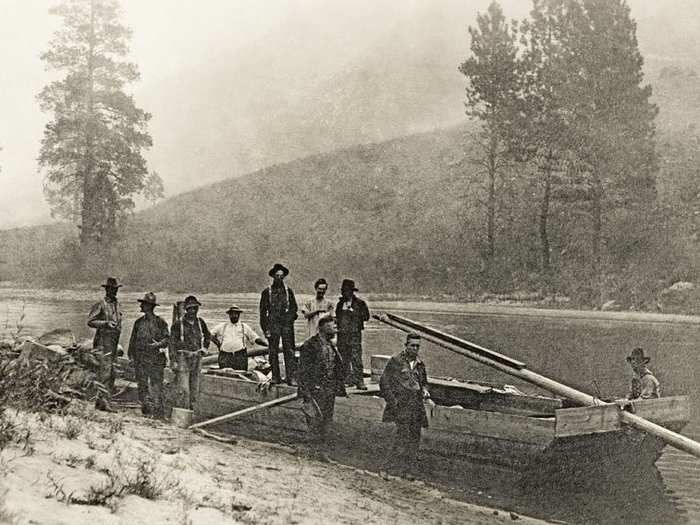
[{"x1": 0, "y1": 0, "x2": 689, "y2": 229}]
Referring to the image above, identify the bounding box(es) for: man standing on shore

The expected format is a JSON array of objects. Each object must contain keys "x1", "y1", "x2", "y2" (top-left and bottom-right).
[
  {"x1": 298, "y1": 317, "x2": 346, "y2": 444},
  {"x1": 260, "y1": 263, "x2": 298, "y2": 385},
  {"x1": 87, "y1": 277, "x2": 123, "y2": 411},
  {"x1": 380, "y1": 332, "x2": 430, "y2": 467},
  {"x1": 128, "y1": 292, "x2": 169, "y2": 417},
  {"x1": 335, "y1": 279, "x2": 370, "y2": 389},
  {"x1": 301, "y1": 278, "x2": 334, "y2": 338},
  {"x1": 211, "y1": 305, "x2": 267, "y2": 371},
  {"x1": 170, "y1": 295, "x2": 211, "y2": 410}
]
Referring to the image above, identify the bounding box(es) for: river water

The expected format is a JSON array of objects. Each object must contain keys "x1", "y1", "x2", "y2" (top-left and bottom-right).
[{"x1": 1, "y1": 287, "x2": 699, "y2": 524}]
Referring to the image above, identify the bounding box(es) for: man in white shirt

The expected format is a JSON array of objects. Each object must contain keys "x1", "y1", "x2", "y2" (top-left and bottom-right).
[
  {"x1": 301, "y1": 278, "x2": 335, "y2": 338},
  {"x1": 211, "y1": 305, "x2": 267, "y2": 371}
]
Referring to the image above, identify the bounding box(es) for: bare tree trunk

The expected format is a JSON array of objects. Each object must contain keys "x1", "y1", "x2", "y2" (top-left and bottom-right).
[
  {"x1": 539, "y1": 157, "x2": 552, "y2": 292},
  {"x1": 591, "y1": 174, "x2": 603, "y2": 307},
  {"x1": 80, "y1": 0, "x2": 98, "y2": 248}
]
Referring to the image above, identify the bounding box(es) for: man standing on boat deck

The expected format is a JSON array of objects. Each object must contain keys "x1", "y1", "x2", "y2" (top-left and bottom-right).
[
  {"x1": 170, "y1": 295, "x2": 211, "y2": 410},
  {"x1": 380, "y1": 332, "x2": 430, "y2": 465},
  {"x1": 260, "y1": 263, "x2": 298, "y2": 385},
  {"x1": 301, "y1": 278, "x2": 334, "y2": 338},
  {"x1": 298, "y1": 317, "x2": 346, "y2": 443},
  {"x1": 335, "y1": 279, "x2": 370, "y2": 389},
  {"x1": 128, "y1": 292, "x2": 169, "y2": 417},
  {"x1": 625, "y1": 347, "x2": 661, "y2": 400},
  {"x1": 87, "y1": 277, "x2": 123, "y2": 412},
  {"x1": 211, "y1": 305, "x2": 267, "y2": 371}
]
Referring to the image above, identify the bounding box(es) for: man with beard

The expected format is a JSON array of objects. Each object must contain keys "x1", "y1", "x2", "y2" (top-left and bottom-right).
[
  {"x1": 128, "y1": 292, "x2": 170, "y2": 417},
  {"x1": 335, "y1": 279, "x2": 370, "y2": 389},
  {"x1": 170, "y1": 295, "x2": 211, "y2": 410},
  {"x1": 260, "y1": 263, "x2": 298, "y2": 385},
  {"x1": 87, "y1": 277, "x2": 123, "y2": 411}
]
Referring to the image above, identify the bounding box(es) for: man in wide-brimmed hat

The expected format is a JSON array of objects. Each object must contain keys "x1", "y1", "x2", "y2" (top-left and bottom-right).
[
  {"x1": 87, "y1": 277, "x2": 124, "y2": 411},
  {"x1": 171, "y1": 295, "x2": 211, "y2": 409},
  {"x1": 625, "y1": 347, "x2": 661, "y2": 400},
  {"x1": 128, "y1": 292, "x2": 170, "y2": 417},
  {"x1": 335, "y1": 279, "x2": 370, "y2": 389},
  {"x1": 211, "y1": 305, "x2": 267, "y2": 371},
  {"x1": 260, "y1": 263, "x2": 298, "y2": 384}
]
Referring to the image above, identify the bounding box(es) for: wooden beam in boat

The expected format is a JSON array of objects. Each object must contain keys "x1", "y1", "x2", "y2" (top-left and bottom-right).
[{"x1": 555, "y1": 405, "x2": 621, "y2": 437}]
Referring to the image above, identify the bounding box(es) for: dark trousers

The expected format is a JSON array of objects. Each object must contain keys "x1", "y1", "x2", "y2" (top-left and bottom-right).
[
  {"x1": 337, "y1": 332, "x2": 364, "y2": 386},
  {"x1": 267, "y1": 326, "x2": 296, "y2": 384},
  {"x1": 134, "y1": 355, "x2": 165, "y2": 416},
  {"x1": 306, "y1": 387, "x2": 336, "y2": 441},
  {"x1": 392, "y1": 420, "x2": 422, "y2": 463},
  {"x1": 175, "y1": 352, "x2": 201, "y2": 410},
  {"x1": 218, "y1": 350, "x2": 248, "y2": 371}
]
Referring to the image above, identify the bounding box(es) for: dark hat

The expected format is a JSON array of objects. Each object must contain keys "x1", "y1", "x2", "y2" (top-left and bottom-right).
[
  {"x1": 183, "y1": 295, "x2": 202, "y2": 309},
  {"x1": 268, "y1": 263, "x2": 290, "y2": 277},
  {"x1": 341, "y1": 279, "x2": 358, "y2": 291},
  {"x1": 137, "y1": 292, "x2": 159, "y2": 306},
  {"x1": 226, "y1": 305, "x2": 244, "y2": 314},
  {"x1": 406, "y1": 332, "x2": 421, "y2": 342},
  {"x1": 101, "y1": 277, "x2": 122, "y2": 289},
  {"x1": 626, "y1": 347, "x2": 650, "y2": 364}
]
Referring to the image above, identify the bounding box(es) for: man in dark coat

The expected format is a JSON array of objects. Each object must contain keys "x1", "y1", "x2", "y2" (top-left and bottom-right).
[
  {"x1": 87, "y1": 277, "x2": 123, "y2": 411},
  {"x1": 380, "y1": 332, "x2": 430, "y2": 464},
  {"x1": 335, "y1": 279, "x2": 370, "y2": 389},
  {"x1": 128, "y1": 292, "x2": 170, "y2": 417},
  {"x1": 298, "y1": 317, "x2": 346, "y2": 443},
  {"x1": 170, "y1": 295, "x2": 211, "y2": 410},
  {"x1": 260, "y1": 263, "x2": 298, "y2": 385}
]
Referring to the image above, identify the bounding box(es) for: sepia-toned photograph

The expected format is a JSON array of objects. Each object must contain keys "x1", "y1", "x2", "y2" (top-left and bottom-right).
[{"x1": 0, "y1": 1, "x2": 699, "y2": 523}]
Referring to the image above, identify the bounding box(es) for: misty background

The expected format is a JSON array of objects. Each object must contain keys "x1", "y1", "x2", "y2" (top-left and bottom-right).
[{"x1": 1, "y1": 0, "x2": 698, "y2": 228}]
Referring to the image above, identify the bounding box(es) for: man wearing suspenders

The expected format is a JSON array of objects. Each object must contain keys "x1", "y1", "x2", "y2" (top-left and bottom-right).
[
  {"x1": 211, "y1": 305, "x2": 267, "y2": 371},
  {"x1": 170, "y1": 295, "x2": 211, "y2": 410},
  {"x1": 260, "y1": 263, "x2": 299, "y2": 385}
]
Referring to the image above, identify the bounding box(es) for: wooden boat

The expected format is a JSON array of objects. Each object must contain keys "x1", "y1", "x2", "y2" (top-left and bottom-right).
[{"x1": 193, "y1": 363, "x2": 690, "y2": 478}]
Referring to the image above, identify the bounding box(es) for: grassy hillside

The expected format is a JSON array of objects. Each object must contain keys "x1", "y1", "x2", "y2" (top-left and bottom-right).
[{"x1": 1, "y1": 126, "x2": 483, "y2": 295}]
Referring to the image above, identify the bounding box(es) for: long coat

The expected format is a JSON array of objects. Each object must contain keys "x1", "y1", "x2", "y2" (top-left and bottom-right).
[
  {"x1": 298, "y1": 334, "x2": 346, "y2": 399},
  {"x1": 379, "y1": 351, "x2": 429, "y2": 427}
]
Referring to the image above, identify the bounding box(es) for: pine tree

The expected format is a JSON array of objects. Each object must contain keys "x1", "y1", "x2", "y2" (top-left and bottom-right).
[
  {"x1": 459, "y1": 1, "x2": 521, "y2": 278},
  {"x1": 38, "y1": 0, "x2": 152, "y2": 247}
]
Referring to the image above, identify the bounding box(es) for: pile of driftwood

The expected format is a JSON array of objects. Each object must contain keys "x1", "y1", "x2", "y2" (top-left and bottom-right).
[{"x1": 0, "y1": 328, "x2": 116, "y2": 410}]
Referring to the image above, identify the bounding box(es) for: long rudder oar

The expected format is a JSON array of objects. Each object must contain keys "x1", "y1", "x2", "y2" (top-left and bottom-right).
[{"x1": 374, "y1": 312, "x2": 700, "y2": 460}]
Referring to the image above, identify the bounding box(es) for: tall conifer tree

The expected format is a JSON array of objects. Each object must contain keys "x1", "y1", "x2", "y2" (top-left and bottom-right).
[{"x1": 38, "y1": 0, "x2": 152, "y2": 247}]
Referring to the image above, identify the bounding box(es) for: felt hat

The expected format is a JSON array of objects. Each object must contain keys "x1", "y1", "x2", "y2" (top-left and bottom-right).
[
  {"x1": 626, "y1": 347, "x2": 650, "y2": 364},
  {"x1": 268, "y1": 263, "x2": 290, "y2": 277},
  {"x1": 101, "y1": 277, "x2": 122, "y2": 289},
  {"x1": 341, "y1": 279, "x2": 358, "y2": 291},
  {"x1": 183, "y1": 295, "x2": 202, "y2": 309},
  {"x1": 137, "y1": 292, "x2": 159, "y2": 306}
]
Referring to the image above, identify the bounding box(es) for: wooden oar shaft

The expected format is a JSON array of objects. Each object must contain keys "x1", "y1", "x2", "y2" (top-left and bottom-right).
[
  {"x1": 376, "y1": 312, "x2": 700, "y2": 460},
  {"x1": 621, "y1": 411, "x2": 700, "y2": 458},
  {"x1": 189, "y1": 393, "x2": 298, "y2": 430}
]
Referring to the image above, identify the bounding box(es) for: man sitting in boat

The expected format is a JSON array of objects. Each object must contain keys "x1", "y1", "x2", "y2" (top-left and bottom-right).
[
  {"x1": 625, "y1": 347, "x2": 661, "y2": 400},
  {"x1": 379, "y1": 332, "x2": 430, "y2": 466},
  {"x1": 297, "y1": 317, "x2": 346, "y2": 444},
  {"x1": 211, "y1": 305, "x2": 267, "y2": 371}
]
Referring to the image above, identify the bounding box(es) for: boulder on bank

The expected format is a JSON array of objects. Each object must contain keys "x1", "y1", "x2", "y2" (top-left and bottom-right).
[
  {"x1": 601, "y1": 300, "x2": 623, "y2": 312},
  {"x1": 657, "y1": 281, "x2": 700, "y2": 314}
]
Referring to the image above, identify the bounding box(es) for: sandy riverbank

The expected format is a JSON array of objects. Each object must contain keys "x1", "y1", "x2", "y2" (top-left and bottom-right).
[{"x1": 0, "y1": 403, "x2": 550, "y2": 525}]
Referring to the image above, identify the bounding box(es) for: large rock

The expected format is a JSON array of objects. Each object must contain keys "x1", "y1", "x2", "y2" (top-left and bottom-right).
[
  {"x1": 37, "y1": 328, "x2": 76, "y2": 348},
  {"x1": 657, "y1": 281, "x2": 700, "y2": 314},
  {"x1": 601, "y1": 299, "x2": 623, "y2": 312},
  {"x1": 19, "y1": 340, "x2": 69, "y2": 362}
]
